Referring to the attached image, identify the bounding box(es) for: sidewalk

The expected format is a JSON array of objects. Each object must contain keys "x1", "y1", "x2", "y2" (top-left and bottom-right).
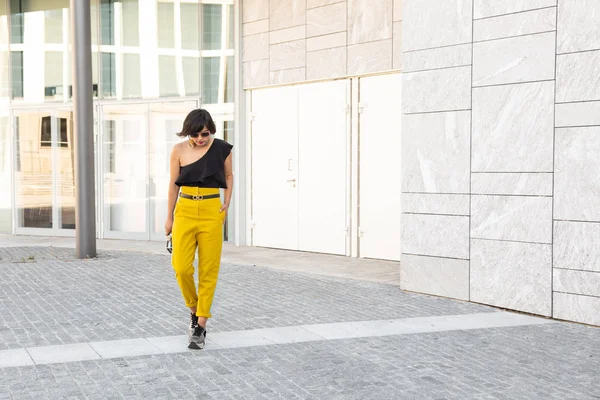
[
  {"x1": 0, "y1": 235, "x2": 400, "y2": 285},
  {"x1": 0, "y1": 238, "x2": 599, "y2": 399}
]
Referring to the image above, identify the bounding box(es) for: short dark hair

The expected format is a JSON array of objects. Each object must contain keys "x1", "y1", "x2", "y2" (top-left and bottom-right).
[{"x1": 177, "y1": 109, "x2": 216, "y2": 137}]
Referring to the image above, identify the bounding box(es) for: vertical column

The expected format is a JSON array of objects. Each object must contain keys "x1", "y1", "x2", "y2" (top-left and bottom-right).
[
  {"x1": 469, "y1": 2, "x2": 557, "y2": 317},
  {"x1": 71, "y1": 0, "x2": 97, "y2": 258},
  {"x1": 400, "y1": 0, "x2": 473, "y2": 301},
  {"x1": 553, "y1": 0, "x2": 600, "y2": 326}
]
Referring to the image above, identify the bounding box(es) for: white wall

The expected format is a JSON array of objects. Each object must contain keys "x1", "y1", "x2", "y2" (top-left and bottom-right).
[
  {"x1": 241, "y1": 0, "x2": 403, "y2": 88},
  {"x1": 402, "y1": 0, "x2": 600, "y2": 326}
]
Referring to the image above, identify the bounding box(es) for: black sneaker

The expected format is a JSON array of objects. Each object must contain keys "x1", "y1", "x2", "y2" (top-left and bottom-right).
[
  {"x1": 188, "y1": 325, "x2": 206, "y2": 350},
  {"x1": 188, "y1": 313, "x2": 199, "y2": 338}
]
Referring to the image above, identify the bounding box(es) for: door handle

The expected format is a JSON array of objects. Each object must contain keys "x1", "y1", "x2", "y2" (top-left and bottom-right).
[{"x1": 286, "y1": 179, "x2": 296, "y2": 182}]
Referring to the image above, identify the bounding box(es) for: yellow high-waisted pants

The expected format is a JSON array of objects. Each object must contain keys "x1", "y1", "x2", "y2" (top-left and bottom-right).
[{"x1": 172, "y1": 186, "x2": 225, "y2": 318}]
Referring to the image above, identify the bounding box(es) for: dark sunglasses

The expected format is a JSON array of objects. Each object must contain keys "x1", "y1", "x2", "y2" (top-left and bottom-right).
[{"x1": 190, "y1": 131, "x2": 211, "y2": 138}]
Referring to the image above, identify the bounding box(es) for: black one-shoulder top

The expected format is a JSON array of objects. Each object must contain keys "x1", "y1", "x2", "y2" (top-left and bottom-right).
[{"x1": 175, "y1": 138, "x2": 233, "y2": 188}]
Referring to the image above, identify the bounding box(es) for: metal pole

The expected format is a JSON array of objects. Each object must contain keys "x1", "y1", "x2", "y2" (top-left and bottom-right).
[{"x1": 71, "y1": 0, "x2": 97, "y2": 258}]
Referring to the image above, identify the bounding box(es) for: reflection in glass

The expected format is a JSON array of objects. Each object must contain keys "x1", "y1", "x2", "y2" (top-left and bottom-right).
[
  {"x1": 149, "y1": 102, "x2": 194, "y2": 237},
  {"x1": 180, "y1": 3, "x2": 199, "y2": 50},
  {"x1": 122, "y1": 0, "x2": 139, "y2": 46},
  {"x1": 56, "y1": 112, "x2": 75, "y2": 229},
  {"x1": 102, "y1": 52, "x2": 116, "y2": 98},
  {"x1": 157, "y1": 2, "x2": 175, "y2": 48},
  {"x1": 123, "y1": 54, "x2": 142, "y2": 98},
  {"x1": 159, "y1": 56, "x2": 178, "y2": 97},
  {"x1": 102, "y1": 107, "x2": 147, "y2": 234},
  {"x1": 44, "y1": 52, "x2": 65, "y2": 100},
  {"x1": 15, "y1": 113, "x2": 53, "y2": 229},
  {"x1": 202, "y1": 57, "x2": 219, "y2": 104},
  {"x1": 203, "y1": 4, "x2": 222, "y2": 50},
  {"x1": 183, "y1": 57, "x2": 200, "y2": 96},
  {"x1": 225, "y1": 56, "x2": 234, "y2": 103}
]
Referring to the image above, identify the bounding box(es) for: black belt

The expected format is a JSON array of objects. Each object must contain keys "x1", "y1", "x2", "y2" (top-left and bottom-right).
[{"x1": 179, "y1": 193, "x2": 220, "y2": 200}]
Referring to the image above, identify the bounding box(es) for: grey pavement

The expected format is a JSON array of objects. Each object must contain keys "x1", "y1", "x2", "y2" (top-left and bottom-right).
[{"x1": 0, "y1": 244, "x2": 599, "y2": 399}]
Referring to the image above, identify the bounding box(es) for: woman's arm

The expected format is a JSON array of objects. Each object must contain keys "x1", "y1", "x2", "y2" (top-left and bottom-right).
[
  {"x1": 220, "y1": 152, "x2": 234, "y2": 219},
  {"x1": 165, "y1": 145, "x2": 181, "y2": 235}
]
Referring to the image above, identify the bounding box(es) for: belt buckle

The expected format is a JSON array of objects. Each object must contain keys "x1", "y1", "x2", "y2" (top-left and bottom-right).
[{"x1": 192, "y1": 195, "x2": 203, "y2": 200}]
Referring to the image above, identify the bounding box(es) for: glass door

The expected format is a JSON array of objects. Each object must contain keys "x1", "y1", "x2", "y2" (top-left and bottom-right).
[
  {"x1": 148, "y1": 101, "x2": 196, "y2": 241},
  {"x1": 12, "y1": 109, "x2": 76, "y2": 236},
  {"x1": 100, "y1": 104, "x2": 148, "y2": 239}
]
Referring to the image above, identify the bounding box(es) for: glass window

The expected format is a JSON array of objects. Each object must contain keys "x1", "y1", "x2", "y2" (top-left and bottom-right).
[
  {"x1": 180, "y1": 3, "x2": 199, "y2": 50},
  {"x1": 123, "y1": 54, "x2": 142, "y2": 98},
  {"x1": 44, "y1": 52, "x2": 65, "y2": 100},
  {"x1": 228, "y1": 4, "x2": 234, "y2": 50},
  {"x1": 159, "y1": 55, "x2": 178, "y2": 97},
  {"x1": 157, "y1": 2, "x2": 175, "y2": 49},
  {"x1": 225, "y1": 55, "x2": 234, "y2": 103},
  {"x1": 100, "y1": 0, "x2": 114, "y2": 45},
  {"x1": 202, "y1": 57, "x2": 220, "y2": 104},
  {"x1": 122, "y1": 0, "x2": 139, "y2": 47},
  {"x1": 102, "y1": 52, "x2": 116, "y2": 98},
  {"x1": 183, "y1": 57, "x2": 200, "y2": 96},
  {"x1": 44, "y1": 8, "x2": 64, "y2": 44},
  {"x1": 202, "y1": 4, "x2": 222, "y2": 50},
  {"x1": 11, "y1": 51, "x2": 24, "y2": 99}
]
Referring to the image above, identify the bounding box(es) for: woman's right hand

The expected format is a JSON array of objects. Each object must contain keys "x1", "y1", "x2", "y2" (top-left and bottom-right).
[{"x1": 165, "y1": 217, "x2": 173, "y2": 236}]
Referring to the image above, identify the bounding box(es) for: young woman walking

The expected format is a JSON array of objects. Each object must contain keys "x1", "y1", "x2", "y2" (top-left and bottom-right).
[{"x1": 164, "y1": 109, "x2": 233, "y2": 349}]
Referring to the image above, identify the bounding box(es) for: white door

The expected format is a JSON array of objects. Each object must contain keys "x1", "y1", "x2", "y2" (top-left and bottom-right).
[
  {"x1": 298, "y1": 80, "x2": 349, "y2": 255},
  {"x1": 358, "y1": 74, "x2": 402, "y2": 261},
  {"x1": 251, "y1": 86, "x2": 299, "y2": 250}
]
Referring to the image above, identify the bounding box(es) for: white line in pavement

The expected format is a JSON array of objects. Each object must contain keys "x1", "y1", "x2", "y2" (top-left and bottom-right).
[{"x1": 0, "y1": 311, "x2": 555, "y2": 368}]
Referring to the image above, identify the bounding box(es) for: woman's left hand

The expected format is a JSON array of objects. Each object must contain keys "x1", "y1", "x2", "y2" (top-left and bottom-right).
[{"x1": 219, "y1": 203, "x2": 229, "y2": 224}]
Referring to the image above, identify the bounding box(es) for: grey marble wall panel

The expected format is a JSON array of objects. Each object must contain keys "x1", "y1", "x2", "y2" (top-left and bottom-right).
[
  {"x1": 556, "y1": 51, "x2": 600, "y2": 102},
  {"x1": 307, "y1": 0, "x2": 342, "y2": 8},
  {"x1": 270, "y1": 40, "x2": 306, "y2": 71},
  {"x1": 555, "y1": 101, "x2": 600, "y2": 127},
  {"x1": 243, "y1": 0, "x2": 269, "y2": 23},
  {"x1": 307, "y1": 47, "x2": 347, "y2": 80},
  {"x1": 307, "y1": 2, "x2": 347, "y2": 37},
  {"x1": 243, "y1": 60, "x2": 270, "y2": 88},
  {"x1": 403, "y1": 66, "x2": 471, "y2": 113},
  {"x1": 471, "y1": 173, "x2": 553, "y2": 196},
  {"x1": 474, "y1": 7, "x2": 556, "y2": 42},
  {"x1": 306, "y1": 32, "x2": 347, "y2": 52},
  {"x1": 402, "y1": 111, "x2": 471, "y2": 194},
  {"x1": 270, "y1": 26, "x2": 306, "y2": 45},
  {"x1": 554, "y1": 269, "x2": 600, "y2": 298},
  {"x1": 473, "y1": 32, "x2": 556, "y2": 87},
  {"x1": 404, "y1": 44, "x2": 471, "y2": 73},
  {"x1": 473, "y1": 0, "x2": 557, "y2": 19},
  {"x1": 348, "y1": 0, "x2": 393, "y2": 45},
  {"x1": 472, "y1": 81, "x2": 554, "y2": 172},
  {"x1": 400, "y1": 254, "x2": 470, "y2": 300},
  {"x1": 348, "y1": 40, "x2": 393, "y2": 75},
  {"x1": 471, "y1": 239, "x2": 552, "y2": 316},
  {"x1": 393, "y1": 22, "x2": 403, "y2": 70},
  {"x1": 557, "y1": 0, "x2": 600, "y2": 53},
  {"x1": 242, "y1": 33, "x2": 269, "y2": 62},
  {"x1": 555, "y1": 127, "x2": 600, "y2": 222},
  {"x1": 394, "y1": 0, "x2": 403, "y2": 21},
  {"x1": 270, "y1": 68, "x2": 306, "y2": 85},
  {"x1": 402, "y1": 193, "x2": 470, "y2": 216},
  {"x1": 243, "y1": 20, "x2": 269, "y2": 37},
  {"x1": 553, "y1": 292, "x2": 600, "y2": 326},
  {"x1": 554, "y1": 221, "x2": 600, "y2": 273},
  {"x1": 403, "y1": 0, "x2": 472, "y2": 52},
  {"x1": 471, "y1": 196, "x2": 553, "y2": 243},
  {"x1": 401, "y1": 214, "x2": 470, "y2": 259},
  {"x1": 270, "y1": 0, "x2": 306, "y2": 31}
]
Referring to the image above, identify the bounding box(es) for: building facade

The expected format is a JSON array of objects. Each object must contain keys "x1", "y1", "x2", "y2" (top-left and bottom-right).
[
  {"x1": 0, "y1": 0, "x2": 237, "y2": 241},
  {"x1": 1, "y1": 0, "x2": 599, "y2": 327}
]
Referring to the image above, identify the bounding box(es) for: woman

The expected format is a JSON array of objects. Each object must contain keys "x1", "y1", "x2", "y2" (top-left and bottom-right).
[{"x1": 165, "y1": 109, "x2": 233, "y2": 350}]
